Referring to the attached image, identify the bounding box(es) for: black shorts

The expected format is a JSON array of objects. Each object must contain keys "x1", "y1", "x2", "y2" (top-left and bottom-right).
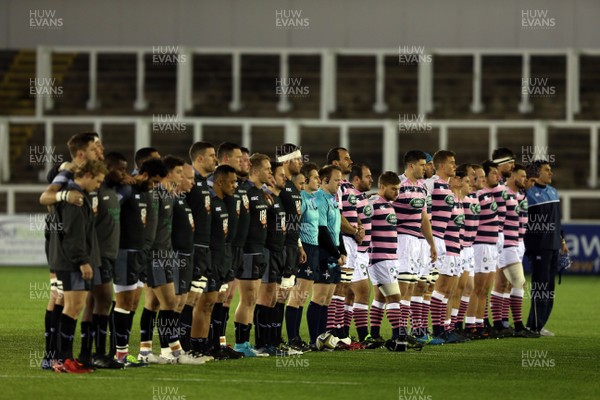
[
  {"x1": 192, "y1": 245, "x2": 211, "y2": 280},
  {"x1": 314, "y1": 254, "x2": 341, "y2": 284},
  {"x1": 282, "y1": 245, "x2": 299, "y2": 278},
  {"x1": 205, "y1": 246, "x2": 227, "y2": 293},
  {"x1": 114, "y1": 249, "x2": 145, "y2": 286},
  {"x1": 56, "y1": 270, "x2": 92, "y2": 292},
  {"x1": 236, "y1": 252, "x2": 268, "y2": 280},
  {"x1": 262, "y1": 248, "x2": 285, "y2": 284},
  {"x1": 172, "y1": 252, "x2": 193, "y2": 295},
  {"x1": 146, "y1": 250, "x2": 175, "y2": 288},
  {"x1": 93, "y1": 258, "x2": 114, "y2": 286},
  {"x1": 223, "y1": 244, "x2": 235, "y2": 283},
  {"x1": 296, "y1": 243, "x2": 318, "y2": 281}
]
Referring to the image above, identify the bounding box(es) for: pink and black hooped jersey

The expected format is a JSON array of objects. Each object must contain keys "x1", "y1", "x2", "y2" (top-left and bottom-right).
[
  {"x1": 474, "y1": 187, "x2": 499, "y2": 244},
  {"x1": 428, "y1": 178, "x2": 454, "y2": 240},
  {"x1": 339, "y1": 180, "x2": 358, "y2": 236},
  {"x1": 462, "y1": 192, "x2": 480, "y2": 247},
  {"x1": 356, "y1": 190, "x2": 372, "y2": 253},
  {"x1": 491, "y1": 183, "x2": 508, "y2": 232},
  {"x1": 503, "y1": 187, "x2": 520, "y2": 248},
  {"x1": 368, "y1": 195, "x2": 398, "y2": 264},
  {"x1": 517, "y1": 190, "x2": 528, "y2": 241},
  {"x1": 444, "y1": 194, "x2": 465, "y2": 257},
  {"x1": 393, "y1": 178, "x2": 427, "y2": 238}
]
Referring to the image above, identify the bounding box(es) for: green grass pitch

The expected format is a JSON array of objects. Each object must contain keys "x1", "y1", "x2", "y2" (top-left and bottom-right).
[{"x1": 1, "y1": 267, "x2": 598, "y2": 400}]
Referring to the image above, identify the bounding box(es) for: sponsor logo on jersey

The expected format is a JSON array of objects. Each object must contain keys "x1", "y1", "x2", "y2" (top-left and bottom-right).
[
  {"x1": 470, "y1": 203, "x2": 481, "y2": 215},
  {"x1": 502, "y1": 189, "x2": 509, "y2": 200},
  {"x1": 491, "y1": 201, "x2": 498, "y2": 212},
  {"x1": 386, "y1": 213, "x2": 397, "y2": 225},
  {"x1": 363, "y1": 204, "x2": 373, "y2": 218},
  {"x1": 347, "y1": 193, "x2": 357, "y2": 206},
  {"x1": 409, "y1": 197, "x2": 425, "y2": 209},
  {"x1": 444, "y1": 194, "x2": 455, "y2": 206},
  {"x1": 454, "y1": 214, "x2": 465, "y2": 227}
]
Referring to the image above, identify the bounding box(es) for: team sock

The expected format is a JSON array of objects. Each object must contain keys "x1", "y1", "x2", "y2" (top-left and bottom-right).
[
  {"x1": 78, "y1": 321, "x2": 93, "y2": 360},
  {"x1": 353, "y1": 303, "x2": 369, "y2": 341},
  {"x1": 113, "y1": 308, "x2": 131, "y2": 360},
  {"x1": 58, "y1": 314, "x2": 77, "y2": 361},
  {"x1": 285, "y1": 305, "x2": 300, "y2": 340},
  {"x1": 387, "y1": 302, "x2": 401, "y2": 340},
  {"x1": 369, "y1": 300, "x2": 385, "y2": 338},
  {"x1": 179, "y1": 304, "x2": 193, "y2": 351},
  {"x1": 306, "y1": 301, "x2": 321, "y2": 344}
]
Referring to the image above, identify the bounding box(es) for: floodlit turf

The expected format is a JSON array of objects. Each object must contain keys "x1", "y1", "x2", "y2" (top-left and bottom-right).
[{"x1": 1, "y1": 267, "x2": 598, "y2": 400}]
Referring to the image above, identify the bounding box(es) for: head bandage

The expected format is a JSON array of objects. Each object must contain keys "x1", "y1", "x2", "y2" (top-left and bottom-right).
[
  {"x1": 492, "y1": 156, "x2": 513, "y2": 166},
  {"x1": 277, "y1": 150, "x2": 302, "y2": 162}
]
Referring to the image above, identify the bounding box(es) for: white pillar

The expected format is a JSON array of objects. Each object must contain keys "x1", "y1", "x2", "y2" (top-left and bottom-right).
[
  {"x1": 589, "y1": 126, "x2": 598, "y2": 188},
  {"x1": 0, "y1": 119, "x2": 9, "y2": 182},
  {"x1": 383, "y1": 120, "x2": 398, "y2": 172},
  {"x1": 134, "y1": 51, "x2": 148, "y2": 110},
  {"x1": 277, "y1": 52, "x2": 292, "y2": 112},
  {"x1": 470, "y1": 53, "x2": 484, "y2": 113},
  {"x1": 373, "y1": 53, "x2": 388, "y2": 113},
  {"x1": 86, "y1": 51, "x2": 99, "y2": 110},
  {"x1": 418, "y1": 52, "x2": 433, "y2": 115},
  {"x1": 229, "y1": 52, "x2": 242, "y2": 112},
  {"x1": 518, "y1": 53, "x2": 532, "y2": 113},
  {"x1": 566, "y1": 49, "x2": 580, "y2": 122}
]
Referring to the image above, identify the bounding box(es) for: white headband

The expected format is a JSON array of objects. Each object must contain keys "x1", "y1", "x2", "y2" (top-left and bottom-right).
[
  {"x1": 277, "y1": 149, "x2": 302, "y2": 162},
  {"x1": 493, "y1": 156, "x2": 513, "y2": 165}
]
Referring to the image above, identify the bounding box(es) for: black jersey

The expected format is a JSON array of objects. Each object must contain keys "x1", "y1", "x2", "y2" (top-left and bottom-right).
[
  {"x1": 186, "y1": 171, "x2": 211, "y2": 246},
  {"x1": 151, "y1": 185, "x2": 174, "y2": 250},
  {"x1": 95, "y1": 182, "x2": 121, "y2": 260},
  {"x1": 117, "y1": 184, "x2": 150, "y2": 251},
  {"x1": 231, "y1": 179, "x2": 250, "y2": 247},
  {"x1": 279, "y1": 180, "x2": 302, "y2": 246},
  {"x1": 210, "y1": 192, "x2": 229, "y2": 251},
  {"x1": 265, "y1": 189, "x2": 286, "y2": 252},
  {"x1": 171, "y1": 195, "x2": 194, "y2": 254},
  {"x1": 49, "y1": 182, "x2": 99, "y2": 271},
  {"x1": 244, "y1": 182, "x2": 269, "y2": 253}
]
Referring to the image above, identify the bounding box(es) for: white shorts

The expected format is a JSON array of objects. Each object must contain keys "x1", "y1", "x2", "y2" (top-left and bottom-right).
[
  {"x1": 473, "y1": 244, "x2": 498, "y2": 273},
  {"x1": 342, "y1": 236, "x2": 359, "y2": 270},
  {"x1": 352, "y1": 251, "x2": 370, "y2": 282},
  {"x1": 439, "y1": 255, "x2": 460, "y2": 276},
  {"x1": 368, "y1": 260, "x2": 398, "y2": 286},
  {"x1": 462, "y1": 246, "x2": 475, "y2": 277},
  {"x1": 432, "y1": 236, "x2": 446, "y2": 271},
  {"x1": 496, "y1": 232, "x2": 504, "y2": 255},
  {"x1": 397, "y1": 234, "x2": 421, "y2": 276},
  {"x1": 517, "y1": 241, "x2": 525, "y2": 260},
  {"x1": 499, "y1": 246, "x2": 521, "y2": 268},
  {"x1": 417, "y1": 239, "x2": 431, "y2": 280}
]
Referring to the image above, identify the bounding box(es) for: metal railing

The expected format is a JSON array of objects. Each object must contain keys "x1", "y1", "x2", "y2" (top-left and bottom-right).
[{"x1": 0, "y1": 184, "x2": 598, "y2": 223}]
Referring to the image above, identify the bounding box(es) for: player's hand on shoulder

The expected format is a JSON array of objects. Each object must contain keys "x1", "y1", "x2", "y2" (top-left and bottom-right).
[{"x1": 67, "y1": 191, "x2": 84, "y2": 207}]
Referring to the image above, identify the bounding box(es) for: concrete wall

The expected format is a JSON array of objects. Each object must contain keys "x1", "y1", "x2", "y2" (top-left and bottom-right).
[{"x1": 1, "y1": 0, "x2": 598, "y2": 49}]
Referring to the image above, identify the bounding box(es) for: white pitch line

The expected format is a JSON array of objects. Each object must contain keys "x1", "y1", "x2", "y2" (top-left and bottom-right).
[{"x1": 0, "y1": 374, "x2": 361, "y2": 386}]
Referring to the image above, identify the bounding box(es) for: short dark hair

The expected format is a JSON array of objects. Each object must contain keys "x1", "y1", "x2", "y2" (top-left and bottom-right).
[
  {"x1": 300, "y1": 162, "x2": 319, "y2": 179},
  {"x1": 214, "y1": 164, "x2": 237, "y2": 182},
  {"x1": 162, "y1": 155, "x2": 186, "y2": 172},
  {"x1": 217, "y1": 142, "x2": 241, "y2": 161},
  {"x1": 67, "y1": 133, "x2": 96, "y2": 158},
  {"x1": 378, "y1": 171, "x2": 401, "y2": 186},
  {"x1": 455, "y1": 163, "x2": 472, "y2": 179},
  {"x1": 134, "y1": 147, "x2": 159, "y2": 168},
  {"x1": 326, "y1": 147, "x2": 347, "y2": 164},
  {"x1": 404, "y1": 150, "x2": 427, "y2": 165},
  {"x1": 491, "y1": 147, "x2": 515, "y2": 162},
  {"x1": 470, "y1": 163, "x2": 482, "y2": 171},
  {"x1": 349, "y1": 163, "x2": 365, "y2": 181},
  {"x1": 526, "y1": 160, "x2": 550, "y2": 178},
  {"x1": 104, "y1": 152, "x2": 127, "y2": 166},
  {"x1": 189, "y1": 142, "x2": 214, "y2": 163},
  {"x1": 432, "y1": 150, "x2": 455, "y2": 170},
  {"x1": 270, "y1": 161, "x2": 283, "y2": 175},
  {"x1": 319, "y1": 165, "x2": 342, "y2": 181},
  {"x1": 481, "y1": 160, "x2": 498, "y2": 176},
  {"x1": 139, "y1": 158, "x2": 168, "y2": 178},
  {"x1": 240, "y1": 146, "x2": 250, "y2": 155},
  {"x1": 513, "y1": 163, "x2": 526, "y2": 174}
]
